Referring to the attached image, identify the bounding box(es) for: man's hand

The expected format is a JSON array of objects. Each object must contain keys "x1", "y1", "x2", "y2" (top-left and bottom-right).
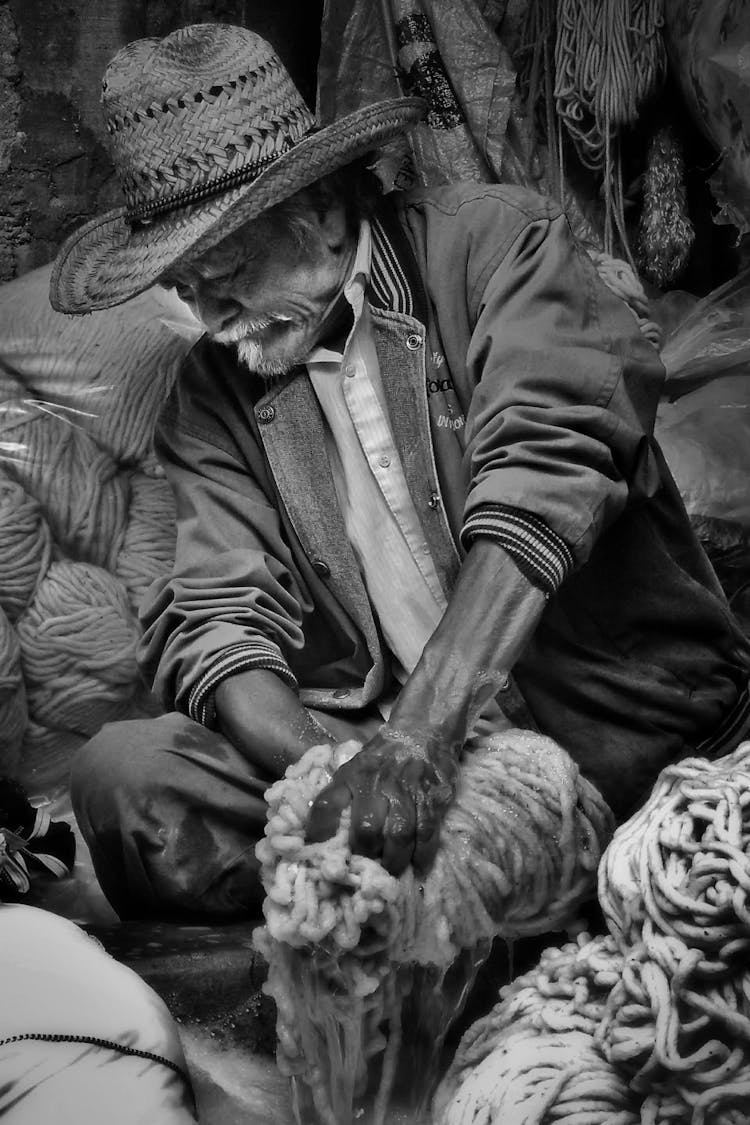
[
  {"x1": 305, "y1": 728, "x2": 459, "y2": 876},
  {"x1": 306, "y1": 540, "x2": 549, "y2": 876}
]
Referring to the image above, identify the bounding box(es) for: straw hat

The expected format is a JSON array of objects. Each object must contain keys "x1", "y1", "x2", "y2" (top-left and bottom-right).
[{"x1": 50, "y1": 23, "x2": 425, "y2": 315}]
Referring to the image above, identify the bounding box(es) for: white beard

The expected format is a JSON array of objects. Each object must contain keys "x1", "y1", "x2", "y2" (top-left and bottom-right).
[{"x1": 213, "y1": 315, "x2": 303, "y2": 378}]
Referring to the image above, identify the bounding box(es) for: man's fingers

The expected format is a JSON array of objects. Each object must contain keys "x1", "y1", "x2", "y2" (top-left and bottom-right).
[
  {"x1": 411, "y1": 788, "x2": 442, "y2": 875},
  {"x1": 305, "y1": 782, "x2": 352, "y2": 843},
  {"x1": 381, "y1": 789, "x2": 417, "y2": 877},
  {"x1": 349, "y1": 789, "x2": 388, "y2": 859}
]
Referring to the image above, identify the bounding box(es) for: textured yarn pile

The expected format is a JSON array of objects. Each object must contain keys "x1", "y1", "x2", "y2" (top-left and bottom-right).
[
  {"x1": 254, "y1": 732, "x2": 615, "y2": 1125},
  {"x1": 0, "y1": 401, "x2": 176, "y2": 782},
  {"x1": 433, "y1": 740, "x2": 750, "y2": 1125},
  {"x1": 0, "y1": 265, "x2": 192, "y2": 783}
]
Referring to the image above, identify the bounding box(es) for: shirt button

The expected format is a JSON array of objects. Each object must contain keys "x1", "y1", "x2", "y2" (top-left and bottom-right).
[
  {"x1": 333, "y1": 687, "x2": 350, "y2": 698},
  {"x1": 344, "y1": 364, "x2": 356, "y2": 378},
  {"x1": 406, "y1": 334, "x2": 422, "y2": 350},
  {"x1": 422, "y1": 544, "x2": 430, "y2": 555},
  {"x1": 428, "y1": 492, "x2": 440, "y2": 509},
  {"x1": 256, "y1": 404, "x2": 275, "y2": 424},
  {"x1": 311, "y1": 558, "x2": 331, "y2": 580},
  {"x1": 378, "y1": 454, "x2": 390, "y2": 468}
]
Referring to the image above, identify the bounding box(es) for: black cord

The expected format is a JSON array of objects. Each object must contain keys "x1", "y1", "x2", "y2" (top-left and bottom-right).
[{"x1": 0, "y1": 1032, "x2": 189, "y2": 1084}]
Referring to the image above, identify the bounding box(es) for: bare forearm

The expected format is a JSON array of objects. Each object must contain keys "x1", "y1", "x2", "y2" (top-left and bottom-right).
[
  {"x1": 214, "y1": 668, "x2": 331, "y2": 778},
  {"x1": 387, "y1": 538, "x2": 547, "y2": 754}
]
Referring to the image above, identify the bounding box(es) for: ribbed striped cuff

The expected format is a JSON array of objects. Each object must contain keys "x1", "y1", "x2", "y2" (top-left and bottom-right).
[
  {"x1": 461, "y1": 503, "x2": 574, "y2": 596},
  {"x1": 187, "y1": 640, "x2": 298, "y2": 728}
]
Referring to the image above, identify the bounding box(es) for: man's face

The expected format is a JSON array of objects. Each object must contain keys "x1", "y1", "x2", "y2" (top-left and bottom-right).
[{"x1": 160, "y1": 202, "x2": 353, "y2": 378}]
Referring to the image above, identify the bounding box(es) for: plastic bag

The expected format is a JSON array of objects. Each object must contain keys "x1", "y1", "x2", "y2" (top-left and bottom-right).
[
  {"x1": 655, "y1": 268, "x2": 750, "y2": 529},
  {"x1": 0, "y1": 904, "x2": 197, "y2": 1124},
  {"x1": 659, "y1": 266, "x2": 750, "y2": 397},
  {"x1": 654, "y1": 269, "x2": 750, "y2": 632}
]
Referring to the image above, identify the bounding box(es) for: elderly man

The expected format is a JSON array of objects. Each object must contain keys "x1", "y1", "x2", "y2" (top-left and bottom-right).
[{"x1": 52, "y1": 23, "x2": 750, "y2": 921}]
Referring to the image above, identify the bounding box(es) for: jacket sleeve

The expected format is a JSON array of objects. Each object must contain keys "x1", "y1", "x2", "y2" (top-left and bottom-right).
[
  {"x1": 456, "y1": 199, "x2": 667, "y2": 594},
  {"x1": 137, "y1": 357, "x2": 309, "y2": 728}
]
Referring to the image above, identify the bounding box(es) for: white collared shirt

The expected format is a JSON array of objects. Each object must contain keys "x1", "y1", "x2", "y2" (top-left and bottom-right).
[{"x1": 306, "y1": 221, "x2": 447, "y2": 689}]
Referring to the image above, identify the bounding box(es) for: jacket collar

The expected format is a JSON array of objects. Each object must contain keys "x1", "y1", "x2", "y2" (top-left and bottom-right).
[{"x1": 369, "y1": 200, "x2": 429, "y2": 324}]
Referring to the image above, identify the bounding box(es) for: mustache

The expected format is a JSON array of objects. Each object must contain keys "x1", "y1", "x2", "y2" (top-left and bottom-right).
[{"x1": 212, "y1": 313, "x2": 296, "y2": 344}]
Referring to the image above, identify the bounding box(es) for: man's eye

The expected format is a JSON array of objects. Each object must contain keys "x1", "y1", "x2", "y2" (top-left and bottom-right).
[{"x1": 168, "y1": 281, "x2": 194, "y2": 302}]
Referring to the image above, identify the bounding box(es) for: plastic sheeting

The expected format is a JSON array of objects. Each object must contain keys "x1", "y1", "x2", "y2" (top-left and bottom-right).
[
  {"x1": 317, "y1": 0, "x2": 517, "y2": 189},
  {"x1": 664, "y1": 0, "x2": 750, "y2": 235}
]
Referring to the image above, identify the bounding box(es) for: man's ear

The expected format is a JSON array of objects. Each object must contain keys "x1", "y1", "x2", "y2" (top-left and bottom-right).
[{"x1": 317, "y1": 199, "x2": 350, "y2": 253}]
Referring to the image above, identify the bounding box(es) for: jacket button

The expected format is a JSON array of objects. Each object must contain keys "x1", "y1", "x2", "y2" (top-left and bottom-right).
[
  {"x1": 333, "y1": 687, "x2": 350, "y2": 698},
  {"x1": 406, "y1": 333, "x2": 422, "y2": 350},
  {"x1": 256, "y1": 405, "x2": 275, "y2": 424},
  {"x1": 311, "y1": 558, "x2": 331, "y2": 580},
  {"x1": 428, "y1": 491, "x2": 440, "y2": 509}
]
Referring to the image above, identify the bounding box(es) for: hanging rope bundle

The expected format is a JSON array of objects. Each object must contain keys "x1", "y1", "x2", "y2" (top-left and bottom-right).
[
  {"x1": 255, "y1": 732, "x2": 614, "y2": 1125},
  {"x1": 517, "y1": 0, "x2": 667, "y2": 259},
  {"x1": 0, "y1": 607, "x2": 27, "y2": 775},
  {"x1": 0, "y1": 402, "x2": 129, "y2": 571},
  {"x1": 115, "y1": 469, "x2": 177, "y2": 613},
  {"x1": 554, "y1": 0, "x2": 666, "y2": 257},
  {"x1": 16, "y1": 560, "x2": 141, "y2": 739},
  {"x1": 0, "y1": 476, "x2": 52, "y2": 624},
  {"x1": 596, "y1": 741, "x2": 750, "y2": 1120}
]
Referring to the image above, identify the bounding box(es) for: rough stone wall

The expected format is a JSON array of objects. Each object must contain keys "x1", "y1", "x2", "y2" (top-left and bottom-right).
[{"x1": 0, "y1": 0, "x2": 322, "y2": 281}]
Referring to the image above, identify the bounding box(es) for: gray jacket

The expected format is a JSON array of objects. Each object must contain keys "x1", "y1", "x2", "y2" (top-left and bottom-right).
[{"x1": 139, "y1": 184, "x2": 750, "y2": 817}]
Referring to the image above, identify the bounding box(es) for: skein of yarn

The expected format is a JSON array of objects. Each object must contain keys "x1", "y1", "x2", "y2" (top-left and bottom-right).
[
  {"x1": 115, "y1": 470, "x2": 177, "y2": 613},
  {"x1": 0, "y1": 607, "x2": 27, "y2": 775},
  {"x1": 0, "y1": 264, "x2": 193, "y2": 467},
  {"x1": 0, "y1": 402, "x2": 130, "y2": 571},
  {"x1": 0, "y1": 400, "x2": 131, "y2": 570},
  {"x1": 0, "y1": 475, "x2": 52, "y2": 624},
  {"x1": 16, "y1": 560, "x2": 141, "y2": 739}
]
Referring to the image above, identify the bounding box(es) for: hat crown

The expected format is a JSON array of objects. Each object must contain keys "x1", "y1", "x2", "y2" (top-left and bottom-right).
[{"x1": 101, "y1": 23, "x2": 315, "y2": 222}]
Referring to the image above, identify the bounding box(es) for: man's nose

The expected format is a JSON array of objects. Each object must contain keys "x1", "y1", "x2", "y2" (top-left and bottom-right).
[{"x1": 192, "y1": 286, "x2": 242, "y2": 336}]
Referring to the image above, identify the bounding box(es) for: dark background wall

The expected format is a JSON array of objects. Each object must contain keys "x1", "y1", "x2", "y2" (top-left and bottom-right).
[{"x1": 0, "y1": 0, "x2": 323, "y2": 281}]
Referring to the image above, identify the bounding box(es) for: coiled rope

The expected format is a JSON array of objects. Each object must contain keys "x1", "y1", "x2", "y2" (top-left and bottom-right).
[
  {"x1": 255, "y1": 732, "x2": 614, "y2": 1125},
  {"x1": 433, "y1": 934, "x2": 639, "y2": 1125},
  {"x1": 433, "y1": 741, "x2": 750, "y2": 1124},
  {"x1": 597, "y1": 741, "x2": 750, "y2": 1121}
]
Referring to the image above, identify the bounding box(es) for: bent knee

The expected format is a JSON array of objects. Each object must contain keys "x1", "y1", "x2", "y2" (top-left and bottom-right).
[{"x1": 70, "y1": 718, "x2": 164, "y2": 818}]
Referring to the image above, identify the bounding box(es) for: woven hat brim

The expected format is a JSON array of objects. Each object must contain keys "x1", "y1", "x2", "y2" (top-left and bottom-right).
[{"x1": 49, "y1": 98, "x2": 426, "y2": 315}]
